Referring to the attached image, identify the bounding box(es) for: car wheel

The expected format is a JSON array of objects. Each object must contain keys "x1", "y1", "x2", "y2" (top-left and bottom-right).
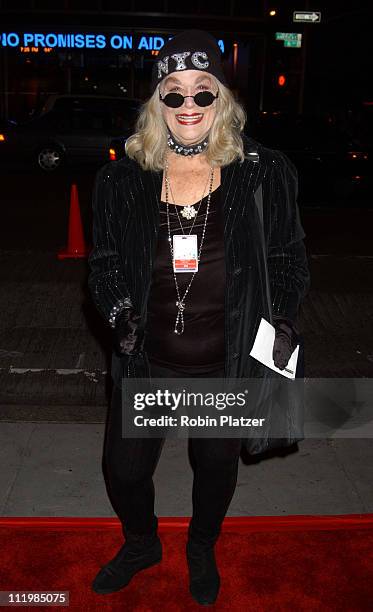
[{"x1": 36, "y1": 145, "x2": 64, "y2": 171}]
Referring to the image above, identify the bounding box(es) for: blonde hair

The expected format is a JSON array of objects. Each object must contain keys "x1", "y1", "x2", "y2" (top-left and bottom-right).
[{"x1": 125, "y1": 77, "x2": 247, "y2": 171}]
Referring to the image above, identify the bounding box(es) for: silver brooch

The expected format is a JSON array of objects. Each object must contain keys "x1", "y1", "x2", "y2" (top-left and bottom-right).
[{"x1": 180, "y1": 205, "x2": 197, "y2": 219}]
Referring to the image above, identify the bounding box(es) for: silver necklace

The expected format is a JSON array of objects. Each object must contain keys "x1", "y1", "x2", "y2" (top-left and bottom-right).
[{"x1": 164, "y1": 161, "x2": 214, "y2": 335}]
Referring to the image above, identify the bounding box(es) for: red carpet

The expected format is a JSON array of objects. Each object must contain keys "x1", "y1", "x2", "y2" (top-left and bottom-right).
[{"x1": 0, "y1": 515, "x2": 372, "y2": 611}]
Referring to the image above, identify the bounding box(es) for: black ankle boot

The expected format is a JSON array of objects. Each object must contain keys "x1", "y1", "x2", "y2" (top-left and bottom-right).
[
  {"x1": 92, "y1": 516, "x2": 162, "y2": 595},
  {"x1": 186, "y1": 526, "x2": 221, "y2": 606}
]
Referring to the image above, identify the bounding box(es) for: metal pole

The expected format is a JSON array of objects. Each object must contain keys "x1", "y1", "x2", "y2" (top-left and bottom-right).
[
  {"x1": 130, "y1": 29, "x2": 135, "y2": 97},
  {"x1": 298, "y1": 26, "x2": 308, "y2": 114},
  {"x1": 259, "y1": 0, "x2": 269, "y2": 112},
  {"x1": 298, "y1": 0, "x2": 310, "y2": 114},
  {"x1": 259, "y1": 35, "x2": 267, "y2": 112}
]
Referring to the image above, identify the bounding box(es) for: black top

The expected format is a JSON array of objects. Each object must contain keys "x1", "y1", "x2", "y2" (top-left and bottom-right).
[{"x1": 144, "y1": 186, "x2": 226, "y2": 373}]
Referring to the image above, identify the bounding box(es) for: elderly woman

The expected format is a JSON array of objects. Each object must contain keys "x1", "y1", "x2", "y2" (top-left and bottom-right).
[{"x1": 88, "y1": 29, "x2": 310, "y2": 606}]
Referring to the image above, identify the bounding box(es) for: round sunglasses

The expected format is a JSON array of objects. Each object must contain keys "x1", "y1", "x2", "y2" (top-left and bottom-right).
[{"x1": 159, "y1": 90, "x2": 219, "y2": 108}]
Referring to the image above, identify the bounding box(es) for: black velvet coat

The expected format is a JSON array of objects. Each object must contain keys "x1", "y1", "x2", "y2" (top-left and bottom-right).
[{"x1": 88, "y1": 133, "x2": 311, "y2": 453}]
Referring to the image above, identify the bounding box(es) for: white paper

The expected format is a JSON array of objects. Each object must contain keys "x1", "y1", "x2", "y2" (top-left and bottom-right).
[{"x1": 249, "y1": 317, "x2": 299, "y2": 380}]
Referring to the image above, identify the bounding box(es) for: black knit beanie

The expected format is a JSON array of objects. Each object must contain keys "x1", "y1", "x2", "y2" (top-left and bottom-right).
[{"x1": 151, "y1": 29, "x2": 227, "y2": 94}]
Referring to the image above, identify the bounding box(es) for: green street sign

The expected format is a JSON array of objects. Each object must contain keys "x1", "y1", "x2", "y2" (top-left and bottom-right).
[
  {"x1": 276, "y1": 32, "x2": 299, "y2": 41},
  {"x1": 284, "y1": 39, "x2": 302, "y2": 47}
]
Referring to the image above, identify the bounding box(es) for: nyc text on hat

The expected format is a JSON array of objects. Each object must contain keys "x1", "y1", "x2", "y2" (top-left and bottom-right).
[{"x1": 151, "y1": 30, "x2": 227, "y2": 92}]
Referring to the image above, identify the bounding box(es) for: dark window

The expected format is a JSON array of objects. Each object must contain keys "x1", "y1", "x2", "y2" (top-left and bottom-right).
[
  {"x1": 30, "y1": 111, "x2": 71, "y2": 132},
  {"x1": 109, "y1": 100, "x2": 140, "y2": 129},
  {"x1": 52, "y1": 98, "x2": 76, "y2": 112},
  {"x1": 48, "y1": 97, "x2": 140, "y2": 130},
  {"x1": 71, "y1": 110, "x2": 110, "y2": 131}
]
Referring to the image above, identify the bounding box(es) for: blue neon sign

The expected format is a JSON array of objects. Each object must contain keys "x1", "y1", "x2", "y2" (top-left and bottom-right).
[{"x1": 0, "y1": 32, "x2": 225, "y2": 53}]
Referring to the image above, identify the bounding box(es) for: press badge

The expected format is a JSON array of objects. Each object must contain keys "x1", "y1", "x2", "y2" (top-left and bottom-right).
[{"x1": 173, "y1": 235, "x2": 198, "y2": 273}]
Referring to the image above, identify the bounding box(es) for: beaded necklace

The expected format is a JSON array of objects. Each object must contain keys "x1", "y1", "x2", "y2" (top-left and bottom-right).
[{"x1": 164, "y1": 157, "x2": 214, "y2": 335}]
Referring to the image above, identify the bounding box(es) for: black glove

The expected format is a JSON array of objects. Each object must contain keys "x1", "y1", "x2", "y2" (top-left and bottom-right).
[
  {"x1": 272, "y1": 317, "x2": 299, "y2": 370},
  {"x1": 113, "y1": 308, "x2": 145, "y2": 357}
]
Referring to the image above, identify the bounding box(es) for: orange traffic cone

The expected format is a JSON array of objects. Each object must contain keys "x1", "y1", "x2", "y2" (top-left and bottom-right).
[{"x1": 58, "y1": 183, "x2": 89, "y2": 259}]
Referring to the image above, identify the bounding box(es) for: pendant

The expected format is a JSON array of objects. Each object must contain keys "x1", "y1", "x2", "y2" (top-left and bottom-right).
[
  {"x1": 180, "y1": 205, "x2": 197, "y2": 220},
  {"x1": 175, "y1": 300, "x2": 185, "y2": 334}
]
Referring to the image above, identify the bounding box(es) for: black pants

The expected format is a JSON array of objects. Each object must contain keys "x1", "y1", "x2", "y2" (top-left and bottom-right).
[{"x1": 103, "y1": 361, "x2": 242, "y2": 542}]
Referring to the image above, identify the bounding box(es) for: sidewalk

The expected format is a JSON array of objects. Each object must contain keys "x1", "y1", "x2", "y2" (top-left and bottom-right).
[
  {"x1": 1, "y1": 423, "x2": 372, "y2": 517},
  {"x1": 0, "y1": 248, "x2": 372, "y2": 518},
  {"x1": 0, "y1": 250, "x2": 107, "y2": 411},
  {"x1": 0, "y1": 249, "x2": 372, "y2": 412}
]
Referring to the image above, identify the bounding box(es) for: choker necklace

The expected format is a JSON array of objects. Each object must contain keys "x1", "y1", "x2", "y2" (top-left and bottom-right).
[{"x1": 167, "y1": 131, "x2": 208, "y2": 157}]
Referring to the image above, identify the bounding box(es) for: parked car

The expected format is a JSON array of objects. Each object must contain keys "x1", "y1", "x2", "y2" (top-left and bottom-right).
[
  {"x1": 107, "y1": 112, "x2": 372, "y2": 204},
  {"x1": 0, "y1": 94, "x2": 141, "y2": 171},
  {"x1": 248, "y1": 113, "x2": 372, "y2": 203}
]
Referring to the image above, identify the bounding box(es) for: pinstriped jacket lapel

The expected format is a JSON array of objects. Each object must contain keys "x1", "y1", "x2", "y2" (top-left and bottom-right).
[{"x1": 220, "y1": 137, "x2": 263, "y2": 254}]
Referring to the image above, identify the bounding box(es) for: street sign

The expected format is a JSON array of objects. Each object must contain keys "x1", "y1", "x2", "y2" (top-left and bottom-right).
[
  {"x1": 284, "y1": 39, "x2": 302, "y2": 47},
  {"x1": 276, "y1": 32, "x2": 299, "y2": 41},
  {"x1": 293, "y1": 11, "x2": 321, "y2": 23},
  {"x1": 275, "y1": 32, "x2": 302, "y2": 48}
]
